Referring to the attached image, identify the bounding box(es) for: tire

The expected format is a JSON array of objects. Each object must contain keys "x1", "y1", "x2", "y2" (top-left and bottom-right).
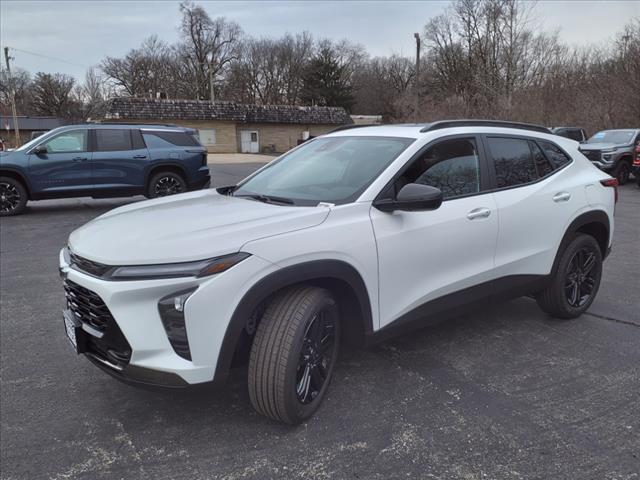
[
  {"x1": 248, "y1": 286, "x2": 340, "y2": 424},
  {"x1": 612, "y1": 160, "x2": 631, "y2": 185},
  {"x1": 147, "y1": 171, "x2": 187, "y2": 198},
  {"x1": 0, "y1": 176, "x2": 28, "y2": 216},
  {"x1": 536, "y1": 234, "x2": 603, "y2": 319}
]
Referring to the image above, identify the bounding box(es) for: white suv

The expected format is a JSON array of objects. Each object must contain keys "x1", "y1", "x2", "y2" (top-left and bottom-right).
[{"x1": 59, "y1": 120, "x2": 617, "y2": 424}]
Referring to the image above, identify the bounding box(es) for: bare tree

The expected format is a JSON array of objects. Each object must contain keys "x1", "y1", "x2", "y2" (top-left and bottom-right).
[
  {"x1": 178, "y1": 0, "x2": 242, "y2": 100},
  {"x1": 30, "y1": 72, "x2": 81, "y2": 118}
]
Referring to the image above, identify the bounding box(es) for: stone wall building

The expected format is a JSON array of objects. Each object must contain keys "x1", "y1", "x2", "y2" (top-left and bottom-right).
[{"x1": 95, "y1": 98, "x2": 353, "y2": 154}]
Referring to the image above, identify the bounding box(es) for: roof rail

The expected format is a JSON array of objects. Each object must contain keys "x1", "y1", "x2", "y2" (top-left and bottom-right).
[
  {"x1": 329, "y1": 124, "x2": 377, "y2": 133},
  {"x1": 89, "y1": 121, "x2": 181, "y2": 128},
  {"x1": 420, "y1": 120, "x2": 550, "y2": 134}
]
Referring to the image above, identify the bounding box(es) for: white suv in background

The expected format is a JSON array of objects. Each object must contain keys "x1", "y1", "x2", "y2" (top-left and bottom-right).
[{"x1": 59, "y1": 120, "x2": 617, "y2": 424}]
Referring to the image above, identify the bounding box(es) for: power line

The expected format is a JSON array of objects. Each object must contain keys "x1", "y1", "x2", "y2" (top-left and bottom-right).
[{"x1": 4, "y1": 46, "x2": 90, "y2": 69}]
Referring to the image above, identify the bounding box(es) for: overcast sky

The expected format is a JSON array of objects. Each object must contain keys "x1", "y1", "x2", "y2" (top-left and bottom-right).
[{"x1": 1, "y1": 0, "x2": 638, "y2": 81}]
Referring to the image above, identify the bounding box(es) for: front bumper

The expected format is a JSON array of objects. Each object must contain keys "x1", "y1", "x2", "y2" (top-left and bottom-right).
[{"x1": 59, "y1": 248, "x2": 277, "y2": 387}]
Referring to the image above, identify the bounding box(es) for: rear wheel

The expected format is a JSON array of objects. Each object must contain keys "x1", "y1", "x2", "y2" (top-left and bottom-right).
[
  {"x1": 0, "y1": 177, "x2": 28, "y2": 216},
  {"x1": 147, "y1": 171, "x2": 186, "y2": 198},
  {"x1": 536, "y1": 234, "x2": 602, "y2": 319},
  {"x1": 248, "y1": 286, "x2": 340, "y2": 424},
  {"x1": 612, "y1": 160, "x2": 631, "y2": 185}
]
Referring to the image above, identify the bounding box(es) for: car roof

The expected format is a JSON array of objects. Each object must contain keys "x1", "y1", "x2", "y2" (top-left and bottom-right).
[
  {"x1": 326, "y1": 120, "x2": 554, "y2": 140},
  {"x1": 52, "y1": 123, "x2": 193, "y2": 132}
]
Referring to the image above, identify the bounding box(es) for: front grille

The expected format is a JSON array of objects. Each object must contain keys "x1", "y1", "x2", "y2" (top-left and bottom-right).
[
  {"x1": 64, "y1": 280, "x2": 112, "y2": 331},
  {"x1": 581, "y1": 150, "x2": 601, "y2": 162},
  {"x1": 69, "y1": 252, "x2": 112, "y2": 278},
  {"x1": 63, "y1": 279, "x2": 131, "y2": 367}
]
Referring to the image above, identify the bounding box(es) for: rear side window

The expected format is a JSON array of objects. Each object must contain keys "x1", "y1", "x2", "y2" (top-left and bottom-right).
[
  {"x1": 539, "y1": 141, "x2": 571, "y2": 169},
  {"x1": 530, "y1": 141, "x2": 554, "y2": 177},
  {"x1": 142, "y1": 130, "x2": 200, "y2": 149},
  {"x1": 567, "y1": 130, "x2": 584, "y2": 142},
  {"x1": 487, "y1": 137, "x2": 537, "y2": 188},
  {"x1": 95, "y1": 129, "x2": 132, "y2": 152}
]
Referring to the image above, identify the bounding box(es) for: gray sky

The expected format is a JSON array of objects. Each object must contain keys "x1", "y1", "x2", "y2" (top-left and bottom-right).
[{"x1": 1, "y1": 0, "x2": 638, "y2": 82}]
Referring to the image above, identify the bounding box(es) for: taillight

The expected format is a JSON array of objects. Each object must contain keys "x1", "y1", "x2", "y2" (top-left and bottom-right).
[
  {"x1": 600, "y1": 178, "x2": 619, "y2": 204},
  {"x1": 634, "y1": 146, "x2": 640, "y2": 166}
]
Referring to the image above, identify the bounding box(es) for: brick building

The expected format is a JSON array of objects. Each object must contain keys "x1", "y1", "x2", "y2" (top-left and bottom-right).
[{"x1": 95, "y1": 98, "x2": 353, "y2": 154}]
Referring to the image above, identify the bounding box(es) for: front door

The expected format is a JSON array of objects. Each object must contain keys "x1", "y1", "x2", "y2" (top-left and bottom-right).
[
  {"x1": 28, "y1": 129, "x2": 92, "y2": 196},
  {"x1": 370, "y1": 136, "x2": 498, "y2": 329},
  {"x1": 240, "y1": 130, "x2": 259, "y2": 153}
]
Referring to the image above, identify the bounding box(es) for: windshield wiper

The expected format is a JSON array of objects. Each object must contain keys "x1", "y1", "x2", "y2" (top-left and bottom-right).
[{"x1": 234, "y1": 193, "x2": 295, "y2": 205}]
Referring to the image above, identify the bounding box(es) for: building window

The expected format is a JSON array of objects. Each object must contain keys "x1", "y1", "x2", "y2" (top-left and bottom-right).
[{"x1": 198, "y1": 129, "x2": 216, "y2": 146}]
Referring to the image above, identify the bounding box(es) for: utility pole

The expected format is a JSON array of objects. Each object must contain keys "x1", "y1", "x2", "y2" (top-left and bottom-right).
[
  {"x1": 413, "y1": 33, "x2": 421, "y2": 120},
  {"x1": 208, "y1": 63, "x2": 215, "y2": 103},
  {"x1": 3, "y1": 47, "x2": 21, "y2": 145}
]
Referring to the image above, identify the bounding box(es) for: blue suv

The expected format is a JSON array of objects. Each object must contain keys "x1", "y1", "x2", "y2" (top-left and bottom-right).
[{"x1": 0, "y1": 124, "x2": 211, "y2": 216}]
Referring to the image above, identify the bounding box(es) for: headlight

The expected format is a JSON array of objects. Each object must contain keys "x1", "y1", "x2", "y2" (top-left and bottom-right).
[{"x1": 108, "y1": 252, "x2": 250, "y2": 280}]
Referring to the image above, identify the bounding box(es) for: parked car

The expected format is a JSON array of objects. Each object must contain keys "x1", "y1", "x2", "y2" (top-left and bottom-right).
[
  {"x1": 579, "y1": 129, "x2": 640, "y2": 185},
  {"x1": 633, "y1": 143, "x2": 640, "y2": 187},
  {"x1": 551, "y1": 127, "x2": 587, "y2": 142},
  {"x1": 59, "y1": 120, "x2": 616, "y2": 424},
  {"x1": 0, "y1": 124, "x2": 210, "y2": 216}
]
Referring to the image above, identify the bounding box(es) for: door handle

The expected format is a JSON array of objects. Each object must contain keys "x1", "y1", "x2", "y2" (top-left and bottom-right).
[
  {"x1": 467, "y1": 207, "x2": 491, "y2": 220},
  {"x1": 72, "y1": 157, "x2": 87, "y2": 162},
  {"x1": 553, "y1": 192, "x2": 571, "y2": 202},
  {"x1": 133, "y1": 155, "x2": 147, "y2": 159}
]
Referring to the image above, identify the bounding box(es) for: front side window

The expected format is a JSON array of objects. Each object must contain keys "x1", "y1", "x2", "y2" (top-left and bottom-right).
[
  {"x1": 95, "y1": 129, "x2": 132, "y2": 152},
  {"x1": 487, "y1": 137, "x2": 537, "y2": 188},
  {"x1": 392, "y1": 138, "x2": 480, "y2": 200},
  {"x1": 233, "y1": 136, "x2": 414, "y2": 206},
  {"x1": 42, "y1": 130, "x2": 87, "y2": 153}
]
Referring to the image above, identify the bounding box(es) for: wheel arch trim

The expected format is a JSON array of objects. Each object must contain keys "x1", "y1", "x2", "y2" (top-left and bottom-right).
[
  {"x1": 553, "y1": 210, "x2": 610, "y2": 275},
  {"x1": 0, "y1": 167, "x2": 32, "y2": 197},
  {"x1": 213, "y1": 259, "x2": 373, "y2": 383}
]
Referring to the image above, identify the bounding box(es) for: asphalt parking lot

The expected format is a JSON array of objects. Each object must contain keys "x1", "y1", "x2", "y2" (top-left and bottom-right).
[{"x1": 1, "y1": 164, "x2": 639, "y2": 480}]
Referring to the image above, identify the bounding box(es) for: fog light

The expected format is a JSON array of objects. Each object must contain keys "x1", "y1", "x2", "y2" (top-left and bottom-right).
[{"x1": 158, "y1": 287, "x2": 197, "y2": 361}]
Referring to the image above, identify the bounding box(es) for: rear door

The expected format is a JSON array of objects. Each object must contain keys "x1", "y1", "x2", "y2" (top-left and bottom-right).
[
  {"x1": 484, "y1": 135, "x2": 577, "y2": 280},
  {"x1": 91, "y1": 128, "x2": 149, "y2": 195},
  {"x1": 370, "y1": 135, "x2": 499, "y2": 329},
  {"x1": 28, "y1": 128, "x2": 92, "y2": 196}
]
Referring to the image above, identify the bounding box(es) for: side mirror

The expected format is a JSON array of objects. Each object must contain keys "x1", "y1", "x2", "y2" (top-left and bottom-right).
[
  {"x1": 374, "y1": 183, "x2": 443, "y2": 212},
  {"x1": 32, "y1": 145, "x2": 47, "y2": 155}
]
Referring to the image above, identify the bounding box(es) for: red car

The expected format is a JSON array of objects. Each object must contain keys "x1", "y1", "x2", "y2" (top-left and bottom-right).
[{"x1": 633, "y1": 143, "x2": 640, "y2": 186}]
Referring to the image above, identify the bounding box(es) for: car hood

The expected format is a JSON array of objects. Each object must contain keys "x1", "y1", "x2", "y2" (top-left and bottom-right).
[
  {"x1": 580, "y1": 142, "x2": 624, "y2": 151},
  {"x1": 68, "y1": 189, "x2": 330, "y2": 265}
]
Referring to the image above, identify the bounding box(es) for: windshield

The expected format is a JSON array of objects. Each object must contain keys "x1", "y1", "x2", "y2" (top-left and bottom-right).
[
  {"x1": 15, "y1": 128, "x2": 61, "y2": 151},
  {"x1": 233, "y1": 136, "x2": 415, "y2": 206},
  {"x1": 587, "y1": 130, "x2": 635, "y2": 145}
]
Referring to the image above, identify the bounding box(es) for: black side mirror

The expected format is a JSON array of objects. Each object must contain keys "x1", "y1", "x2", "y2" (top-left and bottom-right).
[
  {"x1": 32, "y1": 145, "x2": 47, "y2": 155},
  {"x1": 374, "y1": 183, "x2": 443, "y2": 212}
]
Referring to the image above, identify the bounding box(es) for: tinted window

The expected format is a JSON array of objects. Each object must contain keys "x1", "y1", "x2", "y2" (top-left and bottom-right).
[
  {"x1": 488, "y1": 137, "x2": 537, "y2": 188},
  {"x1": 142, "y1": 130, "x2": 199, "y2": 148},
  {"x1": 394, "y1": 138, "x2": 480, "y2": 199},
  {"x1": 95, "y1": 129, "x2": 132, "y2": 152},
  {"x1": 43, "y1": 130, "x2": 87, "y2": 153},
  {"x1": 539, "y1": 141, "x2": 571, "y2": 169},
  {"x1": 567, "y1": 129, "x2": 584, "y2": 142},
  {"x1": 530, "y1": 141, "x2": 554, "y2": 177},
  {"x1": 131, "y1": 129, "x2": 146, "y2": 150}
]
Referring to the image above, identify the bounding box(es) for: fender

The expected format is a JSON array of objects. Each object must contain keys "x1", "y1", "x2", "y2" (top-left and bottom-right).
[
  {"x1": 0, "y1": 166, "x2": 32, "y2": 196},
  {"x1": 144, "y1": 162, "x2": 188, "y2": 184},
  {"x1": 212, "y1": 259, "x2": 373, "y2": 383},
  {"x1": 552, "y1": 210, "x2": 610, "y2": 275}
]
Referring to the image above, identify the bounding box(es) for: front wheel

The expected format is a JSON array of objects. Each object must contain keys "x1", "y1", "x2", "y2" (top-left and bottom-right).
[
  {"x1": 536, "y1": 234, "x2": 603, "y2": 319},
  {"x1": 0, "y1": 177, "x2": 28, "y2": 216},
  {"x1": 612, "y1": 160, "x2": 631, "y2": 185},
  {"x1": 147, "y1": 171, "x2": 187, "y2": 198},
  {"x1": 248, "y1": 286, "x2": 340, "y2": 424}
]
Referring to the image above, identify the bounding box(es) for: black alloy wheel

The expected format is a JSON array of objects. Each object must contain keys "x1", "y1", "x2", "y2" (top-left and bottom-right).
[
  {"x1": 296, "y1": 310, "x2": 337, "y2": 404},
  {"x1": 0, "y1": 177, "x2": 27, "y2": 216},
  {"x1": 154, "y1": 175, "x2": 184, "y2": 196},
  {"x1": 564, "y1": 247, "x2": 598, "y2": 308}
]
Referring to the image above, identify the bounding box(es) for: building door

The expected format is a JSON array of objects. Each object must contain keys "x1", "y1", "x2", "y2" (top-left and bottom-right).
[{"x1": 240, "y1": 130, "x2": 259, "y2": 153}]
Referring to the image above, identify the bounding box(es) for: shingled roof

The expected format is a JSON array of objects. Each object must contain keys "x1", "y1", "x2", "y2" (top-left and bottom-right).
[{"x1": 97, "y1": 98, "x2": 353, "y2": 126}]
